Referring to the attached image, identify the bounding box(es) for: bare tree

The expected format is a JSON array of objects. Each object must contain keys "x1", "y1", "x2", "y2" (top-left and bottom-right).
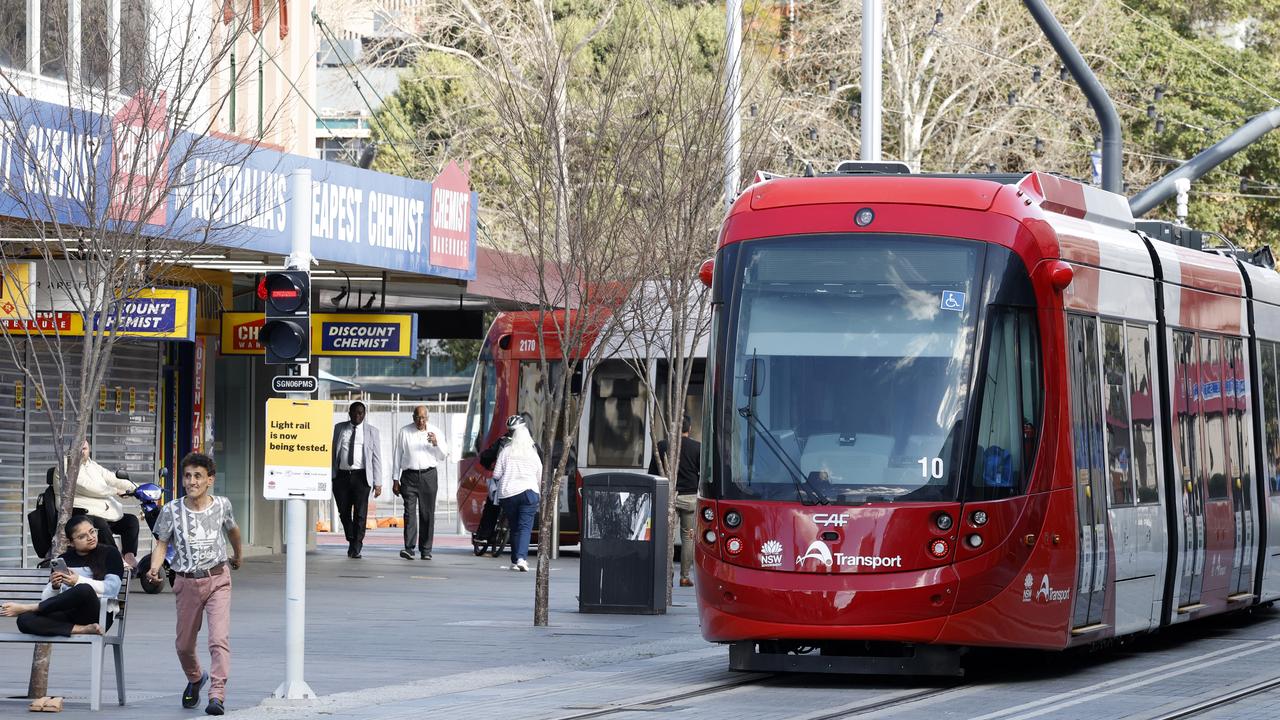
[{"x1": 0, "y1": 0, "x2": 290, "y2": 695}]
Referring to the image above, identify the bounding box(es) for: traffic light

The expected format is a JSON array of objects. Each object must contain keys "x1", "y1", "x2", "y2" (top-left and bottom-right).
[{"x1": 260, "y1": 270, "x2": 310, "y2": 364}]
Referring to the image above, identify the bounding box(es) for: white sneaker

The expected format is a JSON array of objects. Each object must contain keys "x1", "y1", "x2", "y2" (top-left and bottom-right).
[{"x1": 516, "y1": 559, "x2": 529, "y2": 572}]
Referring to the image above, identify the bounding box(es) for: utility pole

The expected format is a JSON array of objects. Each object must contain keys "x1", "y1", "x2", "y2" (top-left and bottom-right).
[
  {"x1": 274, "y1": 168, "x2": 316, "y2": 701},
  {"x1": 723, "y1": 0, "x2": 742, "y2": 209},
  {"x1": 860, "y1": 0, "x2": 882, "y2": 161}
]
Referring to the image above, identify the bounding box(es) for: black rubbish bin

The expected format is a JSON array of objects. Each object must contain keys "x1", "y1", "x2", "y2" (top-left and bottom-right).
[{"x1": 579, "y1": 472, "x2": 669, "y2": 614}]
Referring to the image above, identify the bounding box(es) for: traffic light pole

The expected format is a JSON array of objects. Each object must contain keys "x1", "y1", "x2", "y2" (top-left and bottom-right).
[{"x1": 274, "y1": 168, "x2": 316, "y2": 701}]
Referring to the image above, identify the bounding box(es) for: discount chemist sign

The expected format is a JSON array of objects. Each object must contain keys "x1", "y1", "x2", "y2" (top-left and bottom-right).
[
  {"x1": 263, "y1": 398, "x2": 333, "y2": 501},
  {"x1": 220, "y1": 312, "x2": 417, "y2": 357}
]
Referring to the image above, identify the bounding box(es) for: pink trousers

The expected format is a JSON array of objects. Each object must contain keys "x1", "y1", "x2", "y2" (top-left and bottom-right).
[{"x1": 173, "y1": 571, "x2": 232, "y2": 700}]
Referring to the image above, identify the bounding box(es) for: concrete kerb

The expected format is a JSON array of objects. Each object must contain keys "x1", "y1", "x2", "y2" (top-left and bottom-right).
[{"x1": 227, "y1": 636, "x2": 714, "y2": 719}]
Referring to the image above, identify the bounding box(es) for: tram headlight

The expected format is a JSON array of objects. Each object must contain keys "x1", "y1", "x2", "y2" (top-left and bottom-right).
[
  {"x1": 934, "y1": 513, "x2": 953, "y2": 531},
  {"x1": 725, "y1": 537, "x2": 743, "y2": 555},
  {"x1": 854, "y1": 207, "x2": 876, "y2": 227},
  {"x1": 703, "y1": 529, "x2": 718, "y2": 544},
  {"x1": 966, "y1": 534, "x2": 984, "y2": 549},
  {"x1": 701, "y1": 507, "x2": 715, "y2": 523},
  {"x1": 928, "y1": 539, "x2": 950, "y2": 559},
  {"x1": 724, "y1": 510, "x2": 743, "y2": 528},
  {"x1": 970, "y1": 510, "x2": 989, "y2": 527}
]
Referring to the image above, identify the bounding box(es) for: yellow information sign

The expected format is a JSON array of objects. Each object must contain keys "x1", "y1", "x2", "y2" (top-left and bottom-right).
[
  {"x1": 263, "y1": 398, "x2": 334, "y2": 500},
  {"x1": 220, "y1": 311, "x2": 417, "y2": 357}
]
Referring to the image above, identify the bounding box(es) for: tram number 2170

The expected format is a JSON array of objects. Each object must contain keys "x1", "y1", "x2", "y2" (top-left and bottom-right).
[{"x1": 917, "y1": 457, "x2": 944, "y2": 479}]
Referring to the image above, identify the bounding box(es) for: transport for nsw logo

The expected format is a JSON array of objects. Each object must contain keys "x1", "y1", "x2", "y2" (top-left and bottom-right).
[{"x1": 796, "y1": 540, "x2": 833, "y2": 567}]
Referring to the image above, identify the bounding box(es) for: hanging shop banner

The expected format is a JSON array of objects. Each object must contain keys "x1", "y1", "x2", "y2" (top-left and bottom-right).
[
  {"x1": 263, "y1": 398, "x2": 334, "y2": 501},
  {"x1": 0, "y1": 261, "x2": 36, "y2": 319},
  {"x1": 220, "y1": 311, "x2": 417, "y2": 358},
  {"x1": 1, "y1": 288, "x2": 196, "y2": 341},
  {"x1": 0, "y1": 91, "x2": 477, "y2": 280}
]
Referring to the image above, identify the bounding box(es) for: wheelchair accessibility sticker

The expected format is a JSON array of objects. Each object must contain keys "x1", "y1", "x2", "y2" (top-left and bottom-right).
[{"x1": 940, "y1": 290, "x2": 966, "y2": 312}]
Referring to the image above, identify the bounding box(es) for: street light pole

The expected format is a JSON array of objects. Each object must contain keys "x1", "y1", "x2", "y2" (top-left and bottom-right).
[
  {"x1": 274, "y1": 168, "x2": 316, "y2": 701},
  {"x1": 723, "y1": 0, "x2": 742, "y2": 210},
  {"x1": 860, "y1": 0, "x2": 882, "y2": 161}
]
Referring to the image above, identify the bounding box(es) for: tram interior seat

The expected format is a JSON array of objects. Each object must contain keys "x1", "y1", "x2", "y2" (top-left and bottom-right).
[{"x1": 800, "y1": 433, "x2": 892, "y2": 484}]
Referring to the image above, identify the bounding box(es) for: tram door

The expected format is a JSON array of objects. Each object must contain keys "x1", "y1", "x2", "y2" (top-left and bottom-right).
[
  {"x1": 1173, "y1": 332, "x2": 1206, "y2": 607},
  {"x1": 1225, "y1": 339, "x2": 1255, "y2": 597},
  {"x1": 1067, "y1": 315, "x2": 1109, "y2": 629}
]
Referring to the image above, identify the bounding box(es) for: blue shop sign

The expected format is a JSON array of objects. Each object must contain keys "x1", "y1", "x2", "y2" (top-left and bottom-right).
[{"x1": 0, "y1": 92, "x2": 476, "y2": 280}]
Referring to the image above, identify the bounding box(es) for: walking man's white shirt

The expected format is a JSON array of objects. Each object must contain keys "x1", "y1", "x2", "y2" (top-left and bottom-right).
[
  {"x1": 392, "y1": 406, "x2": 450, "y2": 559},
  {"x1": 393, "y1": 422, "x2": 449, "y2": 478},
  {"x1": 337, "y1": 423, "x2": 365, "y2": 471}
]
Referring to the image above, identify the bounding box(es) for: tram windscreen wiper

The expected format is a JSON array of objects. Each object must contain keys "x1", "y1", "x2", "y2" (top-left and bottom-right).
[{"x1": 737, "y1": 405, "x2": 830, "y2": 506}]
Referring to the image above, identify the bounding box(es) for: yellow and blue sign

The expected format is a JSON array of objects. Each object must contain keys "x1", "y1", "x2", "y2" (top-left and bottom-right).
[
  {"x1": 2, "y1": 287, "x2": 196, "y2": 341},
  {"x1": 221, "y1": 311, "x2": 417, "y2": 358}
]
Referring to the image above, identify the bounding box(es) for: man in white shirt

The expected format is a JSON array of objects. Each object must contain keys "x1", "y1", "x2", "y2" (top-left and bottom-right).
[
  {"x1": 392, "y1": 405, "x2": 449, "y2": 560},
  {"x1": 331, "y1": 402, "x2": 383, "y2": 559}
]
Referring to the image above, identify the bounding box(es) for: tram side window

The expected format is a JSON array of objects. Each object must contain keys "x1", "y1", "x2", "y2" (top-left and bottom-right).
[
  {"x1": 1102, "y1": 322, "x2": 1134, "y2": 506},
  {"x1": 1126, "y1": 326, "x2": 1159, "y2": 503},
  {"x1": 969, "y1": 308, "x2": 1040, "y2": 499},
  {"x1": 1173, "y1": 332, "x2": 1200, "y2": 495},
  {"x1": 518, "y1": 360, "x2": 567, "y2": 444},
  {"x1": 1263, "y1": 342, "x2": 1280, "y2": 495},
  {"x1": 1202, "y1": 336, "x2": 1229, "y2": 500},
  {"x1": 587, "y1": 360, "x2": 647, "y2": 467},
  {"x1": 1224, "y1": 338, "x2": 1250, "y2": 500}
]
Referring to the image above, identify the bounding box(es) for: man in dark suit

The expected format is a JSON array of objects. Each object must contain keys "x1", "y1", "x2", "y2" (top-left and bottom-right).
[{"x1": 332, "y1": 402, "x2": 383, "y2": 558}]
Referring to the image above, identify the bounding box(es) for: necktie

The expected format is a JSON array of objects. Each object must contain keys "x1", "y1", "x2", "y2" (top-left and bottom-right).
[{"x1": 347, "y1": 425, "x2": 357, "y2": 467}]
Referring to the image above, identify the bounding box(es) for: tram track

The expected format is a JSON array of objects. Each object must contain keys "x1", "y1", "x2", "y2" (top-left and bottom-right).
[
  {"x1": 543, "y1": 671, "x2": 775, "y2": 719},
  {"x1": 1148, "y1": 674, "x2": 1280, "y2": 720}
]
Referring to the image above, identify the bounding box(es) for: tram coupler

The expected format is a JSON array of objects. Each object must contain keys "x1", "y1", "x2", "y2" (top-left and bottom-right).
[{"x1": 728, "y1": 641, "x2": 965, "y2": 676}]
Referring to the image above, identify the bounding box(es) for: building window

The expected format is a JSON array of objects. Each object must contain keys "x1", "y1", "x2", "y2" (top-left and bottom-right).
[
  {"x1": 0, "y1": 1, "x2": 26, "y2": 72},
  {"x1": 41, "y1": 0, "x2": 69, "y2": 80}
]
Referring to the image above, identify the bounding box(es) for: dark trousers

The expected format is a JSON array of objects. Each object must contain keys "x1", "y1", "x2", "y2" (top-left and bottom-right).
[
  {"x1": 17, "y1": 583, "x2": 113, "y2": 636},
  {"x1": 74, "y1": 510, "x2": 140, "y2": 556},
  {"x1": 401, "y1": 468, "x2": 437, "y2": 554},
  {"x1": 333, "y1": 469, "x2": 370, "y2": 552}
]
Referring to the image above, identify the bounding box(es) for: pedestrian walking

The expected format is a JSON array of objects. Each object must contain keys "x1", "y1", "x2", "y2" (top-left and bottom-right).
[
  {"x1": 392, "y1": 405, "x2": 449, "y2": 560},
  {"x1": 331, "y1": 402, "x2": 383, "y2": 559},
  {"x1": 648, "y1": 415, "x2": 700, "y2": 587},
  {"x1": 492, "y1": 415, "x2": 542, "y2": 572},
  {"x1": 148, "y1": 452, "x2": 242, "y2": 716}
]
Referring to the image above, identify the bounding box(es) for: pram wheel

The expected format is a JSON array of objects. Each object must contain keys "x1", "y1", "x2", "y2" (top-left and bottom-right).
[{"x1": 473, "y1": 541, "x2": 488, "y2": 556}]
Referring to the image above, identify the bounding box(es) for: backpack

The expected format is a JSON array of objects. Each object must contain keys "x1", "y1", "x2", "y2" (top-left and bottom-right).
[
  {"x1": 478, "y1": 436, "x2": 511, "y2": 471},
  {"x1": 27, "y1": 467, "x2": 57, "y2": 559}
]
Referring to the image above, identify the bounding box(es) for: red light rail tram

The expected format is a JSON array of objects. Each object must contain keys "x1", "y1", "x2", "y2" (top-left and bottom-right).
[{"x1": 696, "y1": 169, "x2": 1280, "y2": 674}]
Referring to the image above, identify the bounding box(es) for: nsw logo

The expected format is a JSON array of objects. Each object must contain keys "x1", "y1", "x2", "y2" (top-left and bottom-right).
[
  {"x1": 796, "y1": 540, "x2": 833, "y2": 568},
  {"x1": 759, "y1": 540, "x2": 783, "y2": 568}
]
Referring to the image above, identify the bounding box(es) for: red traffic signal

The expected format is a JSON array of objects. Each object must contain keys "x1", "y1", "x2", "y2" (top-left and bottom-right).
[
  {"x1": 262, "y1": 270, "x2": 310, "y2": 364},
  {"x1": 263, "y1": 271, "x2": 308, "y2": 314}
]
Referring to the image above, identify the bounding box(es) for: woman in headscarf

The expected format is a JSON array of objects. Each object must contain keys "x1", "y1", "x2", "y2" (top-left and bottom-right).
[{"x1": 492, "y1": 415, "x2": 543, "y2": 572}]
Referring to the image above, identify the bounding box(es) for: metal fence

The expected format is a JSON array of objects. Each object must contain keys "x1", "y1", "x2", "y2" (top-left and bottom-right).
[{"x1": 324, "y1": 400, "x2": 468, "y2": 534}]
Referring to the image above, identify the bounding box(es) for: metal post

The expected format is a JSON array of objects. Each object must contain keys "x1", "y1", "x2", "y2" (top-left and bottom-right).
[
  {"x1": 860, "y1": 0, "x2": 882, "y2": 161},
  {"x1": 723, "y1": 0, "x2": 742, "y2": 210},
  {"x1": 274, "y1": 169, "x2": 315, "y2": 701}
]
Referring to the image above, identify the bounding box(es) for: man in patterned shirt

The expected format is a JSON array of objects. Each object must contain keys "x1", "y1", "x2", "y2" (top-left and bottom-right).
[{"x1": 148, "y1": 452, "x2": 242, "y2": 716}]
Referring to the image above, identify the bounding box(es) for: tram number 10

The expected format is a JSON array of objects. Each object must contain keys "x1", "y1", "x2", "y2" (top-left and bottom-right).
[{"x1": 917, "y1": 457, "x2": 944, "y2": 479}]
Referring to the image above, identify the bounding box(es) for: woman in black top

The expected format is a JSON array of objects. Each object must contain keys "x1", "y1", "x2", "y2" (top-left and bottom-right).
[{"x1": 1, "y1": 515, "x2": 124, "y2": 635}]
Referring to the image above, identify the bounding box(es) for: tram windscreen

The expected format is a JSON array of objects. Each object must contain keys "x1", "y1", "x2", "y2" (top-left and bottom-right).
[{"x1": 720, "y1": 235, "x2": 980, "y2": 504}]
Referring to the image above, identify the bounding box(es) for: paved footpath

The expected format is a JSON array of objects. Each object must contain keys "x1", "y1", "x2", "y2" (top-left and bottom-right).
[{"x1": 0, "y1": 530, "x2": 708, "y2": 719}]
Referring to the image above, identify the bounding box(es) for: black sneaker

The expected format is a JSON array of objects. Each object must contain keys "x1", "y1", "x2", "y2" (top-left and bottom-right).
[
  {"x1": 420, "y1": 552, "x2": 432, "y2": 560},
  {"x1": 399, "y1": 549, "x2": 414, "y2": 560},
  {"x1": 205, "y1": 698, "x2": 225, "y2": 715},
  {"x1": 182, "y1": 671, "x2": 207, "y2": 709}
]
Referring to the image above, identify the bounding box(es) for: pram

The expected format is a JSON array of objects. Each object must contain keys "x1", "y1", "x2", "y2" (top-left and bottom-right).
[{"x1": 471, "y1": 497, "x2": 509, "y2": 558}]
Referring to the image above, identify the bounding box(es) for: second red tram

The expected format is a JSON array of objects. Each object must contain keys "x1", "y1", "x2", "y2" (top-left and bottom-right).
[{"x1": 697, "y1": 169, "x2": 1280, "y2": 672}]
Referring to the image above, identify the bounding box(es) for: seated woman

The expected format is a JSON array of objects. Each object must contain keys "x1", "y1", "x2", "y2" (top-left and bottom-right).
[
  {"x1": 60, "y1": 441, "x2": 141, "y2": 570},
  {"x1": 0, "y1": 515, "x2": 124, "y2": 636}
]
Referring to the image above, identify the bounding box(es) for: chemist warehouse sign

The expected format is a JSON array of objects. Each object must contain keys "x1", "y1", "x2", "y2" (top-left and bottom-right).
[
  {"x1": 221, "y1": 312, "x2": 416, "y2": 358},
  {"x1": 0, "y1": 92, "x2": 477, "y2": 280}
]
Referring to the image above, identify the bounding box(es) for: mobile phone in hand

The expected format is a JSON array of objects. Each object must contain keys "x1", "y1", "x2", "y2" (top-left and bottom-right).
[{"x1": 50, "y1": 557, "x2": 68, "y2": 574}]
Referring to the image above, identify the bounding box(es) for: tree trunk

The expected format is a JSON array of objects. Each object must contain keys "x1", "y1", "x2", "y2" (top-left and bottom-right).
[{"x1": 27, "y1": 644, "x2": 51, "y2": 698}]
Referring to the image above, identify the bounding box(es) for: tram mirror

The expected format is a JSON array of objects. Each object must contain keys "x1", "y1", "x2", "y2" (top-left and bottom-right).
[{"x1": 744, "y1": 358, "x2": 766, "y2": 397}]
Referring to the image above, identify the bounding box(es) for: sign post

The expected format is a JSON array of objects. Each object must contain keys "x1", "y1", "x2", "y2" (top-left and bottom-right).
[{"x1": 271, "y1": 169, "x2": 317, "y2": 701}]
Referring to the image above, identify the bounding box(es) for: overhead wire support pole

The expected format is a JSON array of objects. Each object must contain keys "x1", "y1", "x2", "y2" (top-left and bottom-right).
[
  {"x1": 723, "y1": 0, "x2": 742, "y2": 210},
  {"x1": 860, "y1": 0, "x2": 882, "y2": 162},
  {"x1": 1023, "y1": 0, "x2": 1122, "y2": 194},
  {"x1": 274, "y1": 168, "x2": 316, "y2": 701},
  {"x1": 1129, "y1": 108, "x2": 1280, "y2": 217}
]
